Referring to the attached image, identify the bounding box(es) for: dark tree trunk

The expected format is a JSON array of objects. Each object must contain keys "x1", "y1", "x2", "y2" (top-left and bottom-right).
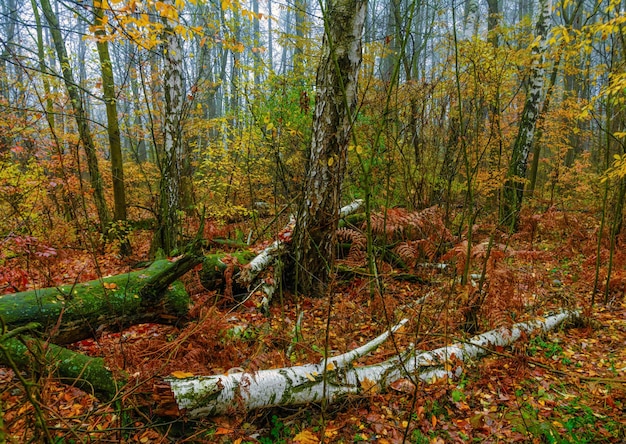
[
  {"x1": 93, "y1": 1, "x2": 130, "y2": 254},
  {"x1": 39, "y1": 0, "x2": 111, "y2": 234}
]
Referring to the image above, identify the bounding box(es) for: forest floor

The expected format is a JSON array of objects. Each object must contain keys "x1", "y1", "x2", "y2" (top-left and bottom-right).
[{"x1": 1, "y1": 208, "x2": 626, "y2": 443}]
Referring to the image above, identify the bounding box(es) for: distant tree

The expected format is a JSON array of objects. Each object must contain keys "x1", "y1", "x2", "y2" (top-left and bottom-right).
[
  {"x1": 39, "y1": 0, "x2": 111, "y2": 234},
  {"x1": 93, "y1": 0, "x2": 129, "y2": 253},
  {"x1": 293, "y1": 0, "x2": 367, "y2": 296}
]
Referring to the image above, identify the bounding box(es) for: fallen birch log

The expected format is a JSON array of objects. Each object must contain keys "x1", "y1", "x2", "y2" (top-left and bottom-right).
[
  {"x1": 238, "y1": 200, "x2": 365, "y2": 309},
  {"x1": 240, "y1": 199, "x2": 364, "y2": 285},
  {"x1": 157, "y1": 310, "x2": 579, "y2": 417}
]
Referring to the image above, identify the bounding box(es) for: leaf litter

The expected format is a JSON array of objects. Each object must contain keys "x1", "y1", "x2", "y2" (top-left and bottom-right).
[{"x1": 1, "y1": 209, "x2": 626, "y2": 443}]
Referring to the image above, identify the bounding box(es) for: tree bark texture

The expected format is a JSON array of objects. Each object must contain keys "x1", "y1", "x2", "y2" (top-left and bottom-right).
[
  {"x1": 501, "y1": 0, "x2": 551, "y2": 230},
  {"x1": 38, "y1": 0, "x2": 111, "y2": 234},
  {"x1": 158, "y1": 311, "x2": 579, "y2": 417},
  {"x1": 155, "y1": 2, "x2": 185, "y2": 255},
  {"x1": 93, "y1": 1, "x2": 128, "y2": 241},
  {"x1": 0, "y1": 260, "x2": 192, "y2": 344},
  {"x1": 293, "y1": 0, "x2": 367, "y2": 296}
]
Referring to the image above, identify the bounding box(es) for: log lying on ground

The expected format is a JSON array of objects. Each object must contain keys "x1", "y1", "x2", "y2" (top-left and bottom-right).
[
  {"x1": 0, "y1": 258, "x2": 197, "y2": 344},
  {"x1": 0, "y1": 330, "x2": 121, "y2": 402},
  {"x1": 157, "y1": 311, "x2": 579, "y2": 417},
  {"x1": 199, "y1": 251, "x2": 256, "y2": 295}
]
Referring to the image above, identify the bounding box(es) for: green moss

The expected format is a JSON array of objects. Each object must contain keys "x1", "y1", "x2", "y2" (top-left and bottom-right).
[
  {"x1": 0, "y1": 260, "x2": 189, "y2": 334},
  {"x1": 0, "y1": 336, "x2": 121, "y2": 401}
]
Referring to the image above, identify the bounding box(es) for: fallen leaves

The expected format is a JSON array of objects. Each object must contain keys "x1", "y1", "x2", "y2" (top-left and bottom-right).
[{"x1": 293, "y1": 429, "x2": 319, "y2": 443}]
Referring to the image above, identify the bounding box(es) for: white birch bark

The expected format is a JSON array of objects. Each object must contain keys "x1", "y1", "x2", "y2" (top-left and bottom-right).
[
  {"x1": 157, "y1": 0, "x2": 185, "y2": 253},
  {"x1": 240, "y1": 200, "x2": 364, "y2": 284},
  {"x1": 293, "y1": 0, "x2": 367, "y2": 296},
  {"x1": 165, "y1": 310, "x2": 579, "y2": 417},
  {"x1": 501, "y1": 0, "x2": 552, "y2": 228},
  {"x1": 238, "y1": 200, "x2": 365, "y2": 310}
]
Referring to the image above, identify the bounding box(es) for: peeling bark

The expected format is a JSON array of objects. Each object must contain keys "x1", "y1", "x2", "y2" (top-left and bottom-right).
[
  {"x1": 293, "y1": 0, "x2": 367, "y2": 296},
  {"x1": 158, "y1": 311, "x2": 579, "y2": 417}
]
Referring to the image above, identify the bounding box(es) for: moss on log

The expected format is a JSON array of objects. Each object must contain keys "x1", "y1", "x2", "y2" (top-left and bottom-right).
[
  {"x1": 0, "y1": 260, "x2": 191, "y2": 344},
  {"x1": 199, "y1": 251, "x2": 255, "y2": 293},
  {"x1": 0, "y1": 334, "x2": 121, "y2": 401}
]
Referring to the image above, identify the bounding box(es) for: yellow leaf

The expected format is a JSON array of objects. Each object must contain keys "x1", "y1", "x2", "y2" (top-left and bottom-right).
[
  {"x1": 326, "y1": 362, "x2": 335, "y2": 371},
  {"x1": 293, "y1": 429, "x2": 319, "y2": 444},
  {"x1": 170, "y1": 371, "x2": 194, "y2": 378},
  {"x1": 360, "y1": 377, "x2": 378, "y2": 393},
  {"x1": 305, "y1": 372, "x2": 316, "y2": 381},
  {"x1": 431, "y1": 415, "x2": 438, "y2": 427},
  {"x1": 266, "y1": 122, "x2": 274, "y2": 131},
  {"x1": 103, "y1": 282, "x2": 118, "y2": 290},
  {"x1": 327, "y1": 157, "x2": 334, "y2": 167},
  {"x1": 355, "y1": 145, "x2": 363, "y2": 155}
]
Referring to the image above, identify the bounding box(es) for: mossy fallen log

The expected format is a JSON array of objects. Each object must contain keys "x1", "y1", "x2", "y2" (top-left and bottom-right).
[
  {"x1": 199, "y1": 251, "x2": 255, "y2": 295},
  {"x1": 0, "y1": 333, "x2": 121, "y2": 402},
  {"x1": 0, "y1": 259, "x2": 193, "y2": 345}
]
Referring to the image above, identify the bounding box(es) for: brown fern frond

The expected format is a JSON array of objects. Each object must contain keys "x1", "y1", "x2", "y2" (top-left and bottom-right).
[
  {"x1": 393, "y1": 241, "x2": 417, "y2": 264},
  {"x1": 441, "y1": 240, "x2": 469, "y2": 275},
  {"x1": 368, "y1": 205, "x2": 453, "y2": 243},
  {"x1": 337, "y1": 227, "x2": 368, "y2": 264}
]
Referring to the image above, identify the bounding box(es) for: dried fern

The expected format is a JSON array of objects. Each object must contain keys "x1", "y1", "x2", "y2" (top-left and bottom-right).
[
  {"x1": 337, "y1": 227, "x2": 367, "y2": 264},
  {"x1": 369, "y1": 206, "x2": 452, "y2": 243}
]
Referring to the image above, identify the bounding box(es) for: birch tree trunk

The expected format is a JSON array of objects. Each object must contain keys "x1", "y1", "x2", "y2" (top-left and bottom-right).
[
  {"x1": 154, "y1": 3, "x2": 185, "y2": 255},
  {"x1": 293, "y1": 0, "x2": 367, "y2": 296},
  {"x1": 39, "y1": 0, "x2": 111, "y2": 234},
  {"x1": 158, "y1": 311, "x2": 579, "y2": 417},
  {"x1": 501, "y1": 0, "x2": 551, "y2": 230}
]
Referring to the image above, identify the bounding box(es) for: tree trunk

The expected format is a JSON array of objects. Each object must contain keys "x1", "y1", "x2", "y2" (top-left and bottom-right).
[
  {"x1": 293, "y1": 0, "x2": 367, "y2": 296},
  {"x1": 156, "y1": 311, "x2": 579, "y2": 417},
  {"x1": 29, "y1": 0, "x2": 55, "y2": 132},
  {"x1": 0, "y1": 259, "x2": 196, "y2": 345},
  {"x1": 39, "y1": 0, "x2": 111, "y2": 234},
  {"x1": 153, "y1": 1, "x2": 185, "y2": 255},
  {"x1": 93, "y1": 1, "x2": 130, "y2": 254},
  {"x1": 500, "y1": 0, "x2": 551, "y2": 230},
  {"x1": 528, "y1": 0, "x2": 583, "y2": 196}
]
